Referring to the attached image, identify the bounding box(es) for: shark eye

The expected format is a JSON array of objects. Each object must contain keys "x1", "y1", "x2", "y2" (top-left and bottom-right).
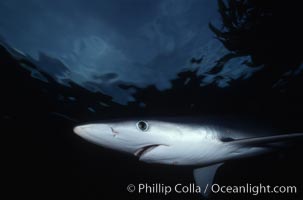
[{"x1": 136, "y1": 121, "x2": 149, "y2": 131}]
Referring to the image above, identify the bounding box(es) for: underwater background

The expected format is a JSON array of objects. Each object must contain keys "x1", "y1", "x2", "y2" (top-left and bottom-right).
[{"x1": 1, "y1": 0, "x2": 303, "y2": 199}]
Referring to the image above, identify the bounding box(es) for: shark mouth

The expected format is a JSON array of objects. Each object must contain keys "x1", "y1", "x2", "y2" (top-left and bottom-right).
[{"x1": 134, "y1": 144, "x2": 161, "y2": 159}]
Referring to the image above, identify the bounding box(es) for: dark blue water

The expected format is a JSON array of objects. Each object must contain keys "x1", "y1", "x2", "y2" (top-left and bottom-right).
[{"x1": 2, "y1": 1, "x2": 303, "y2": 199}]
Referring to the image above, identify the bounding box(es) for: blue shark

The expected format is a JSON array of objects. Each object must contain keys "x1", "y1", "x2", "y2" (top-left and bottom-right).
[{"x1": 74, "y1": 117, "x2": 303, "y2": 196}]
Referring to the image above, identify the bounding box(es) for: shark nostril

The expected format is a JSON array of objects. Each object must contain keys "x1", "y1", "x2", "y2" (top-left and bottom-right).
[{"x1": 110, "y1": 127, "x2": 119, "y2": 137}]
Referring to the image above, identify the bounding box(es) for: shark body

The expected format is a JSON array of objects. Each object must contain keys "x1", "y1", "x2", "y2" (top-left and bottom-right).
[{"x1": 74, "y1": 117, "x2": 303, "y2": 196}]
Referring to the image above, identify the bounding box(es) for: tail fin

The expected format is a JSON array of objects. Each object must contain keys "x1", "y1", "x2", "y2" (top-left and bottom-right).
[{"x1": 227, "y1": 133, "x2": 303, "y2": 146}]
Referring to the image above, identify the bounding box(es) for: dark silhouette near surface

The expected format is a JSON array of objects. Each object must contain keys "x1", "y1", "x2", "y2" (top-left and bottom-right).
[
  {"x1": 208, "y1": 0, "x2": 302, "y2": 82},
  {"x1": 190, "y1": 56, "x2": 204, "y2": 64}
]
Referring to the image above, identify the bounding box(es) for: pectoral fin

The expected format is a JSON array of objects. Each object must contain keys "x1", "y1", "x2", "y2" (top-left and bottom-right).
[
  {"x1": 193, "y1": 163, "x2": 223, "y2": 198},
  {"x1": 228, "y1": 133, "x2": 303, "y2": 146}
]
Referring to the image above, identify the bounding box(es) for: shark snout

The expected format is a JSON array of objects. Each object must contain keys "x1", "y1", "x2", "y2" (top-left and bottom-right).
[
  {"x1": 73, "y1": 125, "x2": 89, "y2": 136},
  {"x1": 73, "y1": 124, "x2": 115, "y2": 142}
]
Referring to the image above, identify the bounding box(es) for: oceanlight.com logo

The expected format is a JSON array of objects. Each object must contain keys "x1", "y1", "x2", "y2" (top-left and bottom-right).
[
  {"x1": 209, "y1": 183, "x2": 297, "y2": 196},
  {"x1": 126, "y1": 183, "x2": 297, "y2": 196}
]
